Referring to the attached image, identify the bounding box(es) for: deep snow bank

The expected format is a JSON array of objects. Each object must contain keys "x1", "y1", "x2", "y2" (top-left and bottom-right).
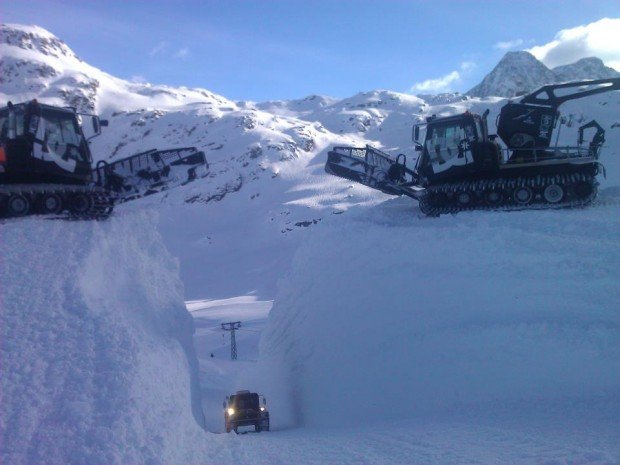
[
  {"x1": 260, "y1": 198, "x2": 620, "y2": 427},
  {"x1": 0, "y1": 212, "x2": 207, "y2": 465}
]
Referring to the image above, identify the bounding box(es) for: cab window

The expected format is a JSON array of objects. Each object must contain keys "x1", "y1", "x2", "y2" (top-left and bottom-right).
[
  {"x1": 41, "y1": 111, "x2": 87, "y2": 162},
  {"x1": 426, "y1": 124, "x2": 464, "y2": 164},
  {"x1": 0, "y1": 107, "x2": 26, "y2": 140}
]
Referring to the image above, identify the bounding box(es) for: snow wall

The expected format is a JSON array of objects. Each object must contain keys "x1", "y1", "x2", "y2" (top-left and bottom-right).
[
  {"x1": 0, "y1": 212, "x2": 207, "y2": 465},
  {"x1": 259, "y1": 196, "x2": 620, "y2": 428}
]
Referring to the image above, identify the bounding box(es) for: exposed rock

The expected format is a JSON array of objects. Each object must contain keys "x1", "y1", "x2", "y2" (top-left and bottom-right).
[
  {"x1": 553, "y1": 57, "x2": 620, "y2": 82},
  {"x1": 467, "y1": 52, "x2": 620, "y2": 98}
]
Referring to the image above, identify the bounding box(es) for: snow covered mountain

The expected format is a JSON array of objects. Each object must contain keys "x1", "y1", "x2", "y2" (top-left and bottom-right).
[
  {"x1": 467, "y1": 51, "x2": 619, "y2": 98},
  {"x1": 553, "y1": 56, "x2": 620, "y2": 82},
  {"x1": 0, "y1": 23, "x2": 232, "y2": 113},
  {"x1": 467, "y1": 51, "x2": 557, "y2": 98}
]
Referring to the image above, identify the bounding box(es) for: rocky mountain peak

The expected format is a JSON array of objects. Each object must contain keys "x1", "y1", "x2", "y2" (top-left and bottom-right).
[
  {"x1": 500, "y1": 51, "x2": 541, "y2": 65},
  {"x1": 467, "y1": 51, "x2": 620, "y2": 98},
  {"x1": 0, "y1": 23, "x2": 80, "y2": 61},
  {"x1": 467, "y1": 51, "x2": 556, "y2": 98}
]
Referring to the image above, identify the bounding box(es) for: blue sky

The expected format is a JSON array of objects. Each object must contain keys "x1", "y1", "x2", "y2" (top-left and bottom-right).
[{"x1": 4, "y1": 0, "x2": 620, "y2": 101}]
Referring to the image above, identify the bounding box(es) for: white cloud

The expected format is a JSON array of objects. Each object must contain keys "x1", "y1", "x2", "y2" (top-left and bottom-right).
[
  {"x1": 174, "y1": 48, "x2": 190, "y2": 59},
  {"x1": 460, "y1": 61, "x2": 476, "y2": 72},
  {"x1": 412, "y1": 71, "x2": 460, "y2": 93},
  {"x1": 410, "y1": 61, "x2": 476, "y2": 93},
  {"x1": 148, "y1": 41, "x2": 169, "y2": 57},
  {"x1": 494, "y1": 39, "x2": 524, "y2": 50},
  {"x1": 130, "y1": 75, "x2": 148, "y2": 84},
  {"x1": 527, "y1": 17, "x2": 620, "y2": 70},
  {"x1": 148, "y1": 42, "x2": 190, "y2": 60}
]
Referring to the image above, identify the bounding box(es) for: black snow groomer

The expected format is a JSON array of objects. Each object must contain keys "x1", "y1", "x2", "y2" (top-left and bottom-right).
[
  {"x1": 325, "y1": 77, "x2": 620, "y2": 216},
  {"x1": 0, "y1": 99, "x2": 210, "y2": 219},
  {"x1": 93, "y1": 147, "x2": 208, "y2": 202},
  {"x1": 0, "y1": 100, "x2": 114, "y2": 219}
]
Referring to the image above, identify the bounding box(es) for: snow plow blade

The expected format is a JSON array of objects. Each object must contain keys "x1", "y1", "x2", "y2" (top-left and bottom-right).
[
  {"x1": 325, "y1": 145, "x2": 422, "y2": 198},
  {"x1": 93, "y1": 147, "x2": 209, "y2": 202}
]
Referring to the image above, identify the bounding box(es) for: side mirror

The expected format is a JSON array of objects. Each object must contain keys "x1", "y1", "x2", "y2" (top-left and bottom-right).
[
  {"x1": 92, "y1": 117, "x2": 101, "y2": 134},
  {"x1": 222, "y1": 401, "x2": 226, "y2": 409},
  {"x1": 414, "y1": 143, "x2": 423, "y2": 152},
  {"x1": 262, "y1": 397, "x2": 267, "y2": 405},
  {"x1": 100, "y1": 119, "x2": 109, "y2": 127},
  {"x1": 413, "y1": 126, "x2": 420, "y2": 142}
]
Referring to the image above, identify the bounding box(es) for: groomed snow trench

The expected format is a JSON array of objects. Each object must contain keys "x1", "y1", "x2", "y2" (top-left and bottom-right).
[
  {"x1": 259, "y1": 196, "x2": 620, "y2": 428},
  {"x1": 0, "y1": 212, "x2": 208, "y2": 465}
]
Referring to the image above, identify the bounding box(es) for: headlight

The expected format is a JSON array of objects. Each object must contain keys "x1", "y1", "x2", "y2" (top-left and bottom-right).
[
  {"x1": 260, "y1": 407, "x2": 265, "y2": 412},
  {"x1": 227, "y1": 408, "x2": 235, "y2": 416}
]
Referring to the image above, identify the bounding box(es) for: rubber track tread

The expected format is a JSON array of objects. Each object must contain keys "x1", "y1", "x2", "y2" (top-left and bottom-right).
[
  {"x1": 0, "y1": 184, "x2": 114, "y2": 221},
  {"x1": 418, "y1": 173, "x2": 598, "y2": 217}
]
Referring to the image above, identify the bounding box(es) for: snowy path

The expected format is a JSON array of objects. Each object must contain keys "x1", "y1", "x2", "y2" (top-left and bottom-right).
[
  {"x1": 201, "y1": 405, "x2": 619, "y2": 465},
  {"x1": 187, "y1": 297, "x2": 272, "y2": 432}
]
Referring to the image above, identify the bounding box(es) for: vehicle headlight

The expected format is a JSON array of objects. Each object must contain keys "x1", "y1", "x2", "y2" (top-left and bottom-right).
[
  {"x1": 260, "y1": 407, "x2": 265, "y2": 412},
  {"x1": 227, "y1": 408, "x2": 235, "y2": 416}
]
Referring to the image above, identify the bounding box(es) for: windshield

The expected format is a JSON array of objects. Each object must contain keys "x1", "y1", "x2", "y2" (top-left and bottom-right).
[
  {"x1": 40, "y1": 109, "x2": 88, "y2": 163},
  {"x1": 231, "y1": 394, "x2": 259, "y2": 410}
]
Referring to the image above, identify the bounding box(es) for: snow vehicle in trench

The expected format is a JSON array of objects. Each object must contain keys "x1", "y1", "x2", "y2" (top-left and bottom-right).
[
  {"x1": 325, "y1": 78, "x2": 620, "y2": 216},
  {"x1": 0, "y1": 100, "x2": 208, "y2": 219},
  {"x1": 223, "y1": 390, "x2": 270, "y2": 433}
]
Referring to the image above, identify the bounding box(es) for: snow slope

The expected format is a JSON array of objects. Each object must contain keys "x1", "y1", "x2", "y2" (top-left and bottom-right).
[{"x1": 0, "y1": 212, "x2": 209, "y2": 465}]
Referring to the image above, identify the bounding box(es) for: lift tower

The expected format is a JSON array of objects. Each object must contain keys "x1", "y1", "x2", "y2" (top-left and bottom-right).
[{"x1": 221, "y1": 321, "x2": 242, "y2": 360}]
